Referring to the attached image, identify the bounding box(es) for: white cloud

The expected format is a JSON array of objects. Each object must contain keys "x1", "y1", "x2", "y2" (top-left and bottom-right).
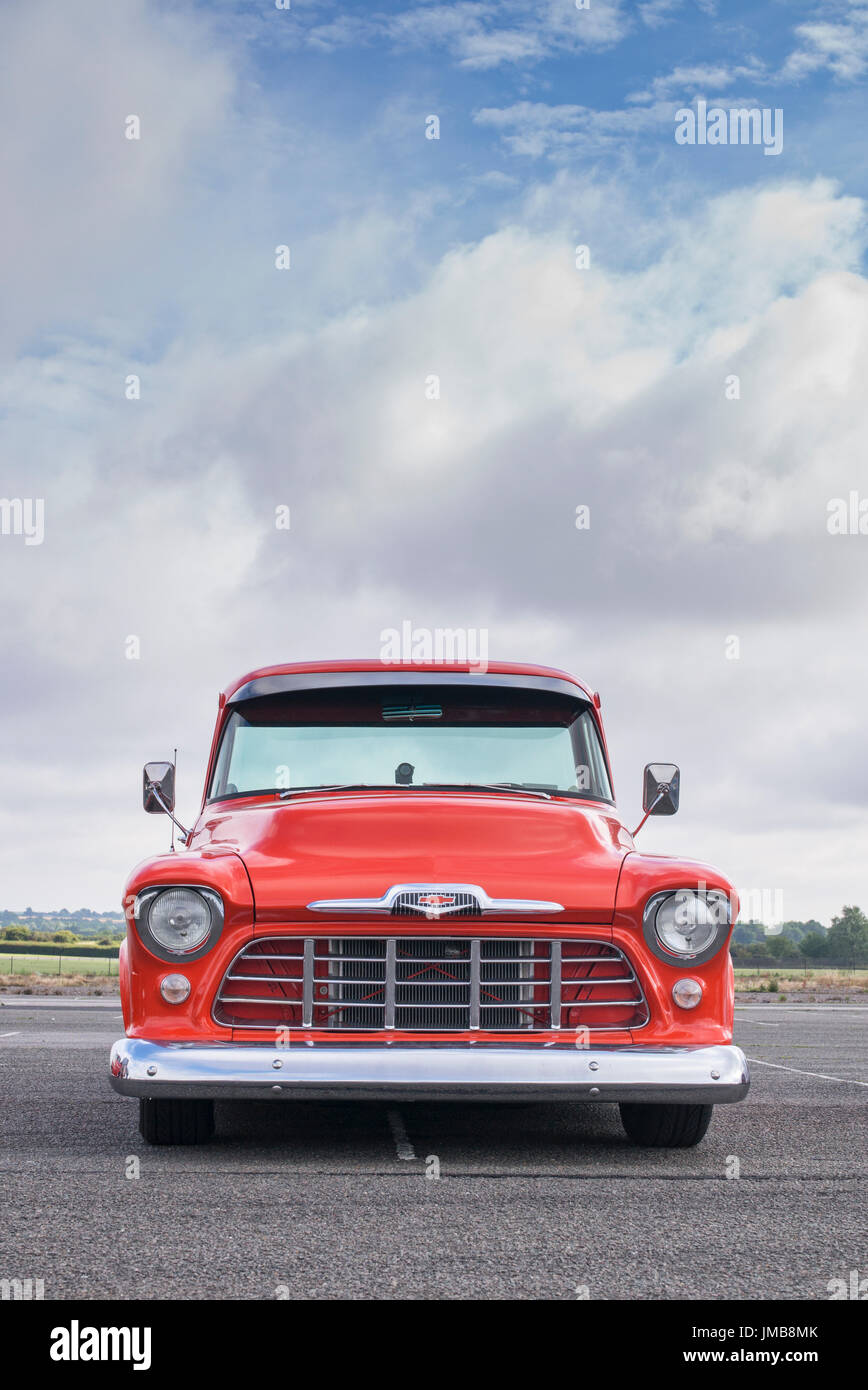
[
  {"x1": 627, "y1": 60, "x2": 767, "y2": 104},
  {"x1": 782, "y1": 5, "x2": 868, "y2": 82},
  {"x1": 304, "y1": 0, "x2": 631, "y2": 69},
  {"x1": 473, "y1": 99, "x2": 672, "y2": 156},
  {"x1": 639, "y1": 0, "x2": 718, "y2": 27},
  {"x1": 3, "y1": 163, "x2": 867, "y2": 923},
  {"x1": 0, "y1": 0, "x2": 237, "y2": 356}
]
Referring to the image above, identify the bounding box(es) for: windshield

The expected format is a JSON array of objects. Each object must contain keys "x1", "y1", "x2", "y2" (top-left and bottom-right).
[{"x1": 207, "y1": 685, "x2": 613, "y2": 803}]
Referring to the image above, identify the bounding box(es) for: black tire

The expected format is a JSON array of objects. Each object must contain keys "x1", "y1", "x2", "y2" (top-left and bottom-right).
[
  {"x1": 619, "y1": 1102, "x2": 713, "y2": 1148},
  {"x1": 139, "y1": 1097, "x2": 214, "y2": 1145}
]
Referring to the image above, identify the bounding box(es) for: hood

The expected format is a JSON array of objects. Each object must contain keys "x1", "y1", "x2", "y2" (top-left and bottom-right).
[{"x1": 190, "y1": 791, "x2": 631, "y2": 924}]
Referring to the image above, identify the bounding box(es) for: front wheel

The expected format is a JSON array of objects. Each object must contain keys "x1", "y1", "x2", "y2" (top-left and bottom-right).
[
  {"x1": 139, "y1": 1097, "x2": 214, "y2": 1145},
  {"x1": 619, "y1": 1102, "x2": 713, "y2": 1148}
]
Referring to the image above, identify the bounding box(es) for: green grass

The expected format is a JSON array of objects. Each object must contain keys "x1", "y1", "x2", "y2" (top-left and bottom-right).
[
  {"x1": 0, "y1": 953, "x2": 117, "y2": 977},
  {"x1": 733, "y1": 966, "x2": 868, "y2": 978}
]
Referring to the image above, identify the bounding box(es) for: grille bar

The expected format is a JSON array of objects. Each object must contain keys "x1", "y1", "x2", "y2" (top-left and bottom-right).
[
  {"x1": 385, "y1": 938, "x2": 397, "y2": 1030},
  {"x1": 469, "y1": 939, "x2": 481, "y2": 1030},
  {"x1": 214, "y1": 937, "x2": 649, "y2": 1032},
  {"x1": 303, "y1": 938, "x2": 314, "y2": 1027},
  {"x1": 550, "y1": 941, "x2": 562, "y2": 1030}
]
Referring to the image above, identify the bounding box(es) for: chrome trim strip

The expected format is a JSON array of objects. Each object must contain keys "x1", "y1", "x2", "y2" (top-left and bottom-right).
[
  {"x1": 307, "y1": 883, "x2": 564, "y2": 916},
  {"x1": 302, "y1": 938, "x2": 314, "y2": 1028},
  {"x1": 110, "y1": 1040, "x2": 750, "y2": 1105},
  {"x1": 550, "y1": 941, "x2": 561, "y2": 1030},
  {"x1": 385, "y1": 938, "x2": 397, "y2": 1030},
  {"x1": 469, "y1": 940, "x2": 481, "y2": 1030},
  {"x1": 562, "y1": 954, "x2": 623, "y2": 963},
  {"x1": 558, "y1": 998, "x2": 643, "y2": 1008},
  {"x1": 215, "y1": 995, "x2": 306, "y2": 1006},
  {"x1": 226, "y1": 974, "x2": 305, "y2": 983},
  {"x1": 561, "y1": 976, "x2": 633, "y2": 987}
]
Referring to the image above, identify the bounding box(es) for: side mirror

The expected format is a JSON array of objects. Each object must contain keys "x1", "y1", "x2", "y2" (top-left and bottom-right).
[
  {"x1": 143, "y1": 761, "x2": 175, "y2": 815},
  {"x1": 642, "y1": 763, "x2": 680, "y2": 816}
]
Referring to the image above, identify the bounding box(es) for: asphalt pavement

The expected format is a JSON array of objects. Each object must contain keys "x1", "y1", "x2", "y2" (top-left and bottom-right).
[{"x1": 0, "y1": 999, "x2": 865, "y2": 1299}]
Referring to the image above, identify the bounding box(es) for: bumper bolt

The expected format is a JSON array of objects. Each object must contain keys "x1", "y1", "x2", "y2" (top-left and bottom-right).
[
  {"x1": 272, "y1": 1058, "x2": 282, "y2": 1070},
  {"x1": 711, "y1": 1069, "x2": 720, "y2": 1080},
  {"x1": 589, "y1": 1086, "x2": 600, "y2": 1096},
  {"x1": 271, "y1": 1084, "x2": 282, "y2": 1093},
  {"x1": 146, "y1": 1065, "x2": 157, "y2": 1077},
  {"x1": 589, "y1": 1061, "x2": 599, "y2": 1071}
]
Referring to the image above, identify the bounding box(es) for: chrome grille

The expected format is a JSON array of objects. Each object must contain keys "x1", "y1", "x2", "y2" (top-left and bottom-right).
[
  {"x1": 394, "y1": 938, "x2": 471, "y2": 1028},
  {"x1": 214, "y1": 937, "x2": 648, "y2": 1032}
]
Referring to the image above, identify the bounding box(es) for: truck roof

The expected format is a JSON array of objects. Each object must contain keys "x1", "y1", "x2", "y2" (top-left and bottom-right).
[{"x1": 222, "y1": 659, "x2": 594, "y2": 704}]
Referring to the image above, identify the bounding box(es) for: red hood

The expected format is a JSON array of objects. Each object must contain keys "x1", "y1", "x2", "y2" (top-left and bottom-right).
[{"x1": 189, "y1": 791, "x2": 631, "y2": 924}]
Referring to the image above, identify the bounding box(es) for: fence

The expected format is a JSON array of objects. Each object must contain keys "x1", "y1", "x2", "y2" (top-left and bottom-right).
[
  {"x1": 0, "y1": 941, "x2": 118, "y2": 958},
  {"x1": 1, "y1": 943, "x2": 119, "y2": 977},
  {"x1": 730, "y1": 955, "x2": 865, "y2": 971}
]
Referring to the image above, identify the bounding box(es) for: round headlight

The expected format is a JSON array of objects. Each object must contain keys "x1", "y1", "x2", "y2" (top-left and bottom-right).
[
  {"x1": 654, "y1": 890, "x2": 728, "y2": 957},
  {"x1": 148, "y1": 888, "x2": 212, "y2": 953}
]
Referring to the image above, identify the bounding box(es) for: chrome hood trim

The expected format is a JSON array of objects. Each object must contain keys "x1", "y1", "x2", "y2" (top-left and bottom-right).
[{"x1": 306, "y1": 882, "x2": 564, "y2": 918}]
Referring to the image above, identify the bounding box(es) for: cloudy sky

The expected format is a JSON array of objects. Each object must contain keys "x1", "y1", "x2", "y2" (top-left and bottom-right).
[{"x1": 1, "y1": 0, "x2": 866, "y2": 921}]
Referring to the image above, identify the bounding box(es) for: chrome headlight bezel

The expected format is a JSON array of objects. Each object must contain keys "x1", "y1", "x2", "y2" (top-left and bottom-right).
[
  {"x1": 133, "y1": 885, "x2": 224, "y2": 963},
  {"x1": 642, "y1": 888, "x2": 731, "y2": 966}
]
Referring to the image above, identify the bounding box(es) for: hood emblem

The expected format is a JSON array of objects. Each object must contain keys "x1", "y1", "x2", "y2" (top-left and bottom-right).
[{"x1": 307, "y1": 883, "x2": 564, "y2": 917}]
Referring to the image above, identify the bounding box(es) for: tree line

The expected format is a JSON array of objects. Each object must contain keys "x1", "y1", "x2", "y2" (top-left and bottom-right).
[{"x1": 731, "y1": 906, "x2": 868, "y2": 965}]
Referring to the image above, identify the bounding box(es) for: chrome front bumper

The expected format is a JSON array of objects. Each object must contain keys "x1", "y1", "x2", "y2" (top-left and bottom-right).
[{"x1": 110, "y1": 1039, "x2": 749, "y2": 1104}]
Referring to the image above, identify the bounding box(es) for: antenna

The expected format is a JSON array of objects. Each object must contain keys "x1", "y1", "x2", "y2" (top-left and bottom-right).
[{"x1": 170, "y1": 747, "x2": 177, "y2": 853}]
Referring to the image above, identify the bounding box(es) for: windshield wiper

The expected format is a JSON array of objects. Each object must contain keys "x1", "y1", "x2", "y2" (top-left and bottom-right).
[
  {"x1": 278, "y1": 784, "x2": 381, "y2": 799},
  {"x1": 420, "y1": 782, "x2": 552, "y2": 801},
  {"x1": 279, "y1": 782, "x2": 554, "y2": 802}
]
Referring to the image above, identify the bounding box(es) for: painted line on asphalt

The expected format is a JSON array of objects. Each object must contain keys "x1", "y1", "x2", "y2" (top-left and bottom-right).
[
  {"x1": 746, "y1": 1057, "x2": 868, "y2": 1087},
  {"x1": 0, "y1": 1031, "x2": 20, "y2": 1038},
  {"x1": 386, "y1": 1108, "x2": 417, "y2": 1161},
  {"x1": 0, "y1": 997, "x2": 121, "y2": 1010},
  {"x1": 736, "y1": 1005, "x2": 868, "y2": 1012}
]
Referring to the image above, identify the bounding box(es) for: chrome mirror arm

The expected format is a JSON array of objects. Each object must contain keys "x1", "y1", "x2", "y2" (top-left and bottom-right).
[
  {"x1": 631, "y1": 786, "x2": 667, "y2": 838},
  {"x1": 146, "y1": 782, "x2": 190, "y2": 840}
]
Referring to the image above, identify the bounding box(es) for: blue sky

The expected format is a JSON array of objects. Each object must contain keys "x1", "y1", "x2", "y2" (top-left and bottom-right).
[
  {"x1": 1, "y1": 0, "x2": 867, "y2": 920},
  {"x1": 208, "y1": 1, "x2": 868, "y2": 206},
  {"x1": 105, "y1": 0, "x2": 868, "y2": 345}
]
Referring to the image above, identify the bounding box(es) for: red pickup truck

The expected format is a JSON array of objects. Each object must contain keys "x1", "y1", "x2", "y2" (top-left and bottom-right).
[{"x1": 110, "y1": 660, "x2": 749, "y2": 1146}]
